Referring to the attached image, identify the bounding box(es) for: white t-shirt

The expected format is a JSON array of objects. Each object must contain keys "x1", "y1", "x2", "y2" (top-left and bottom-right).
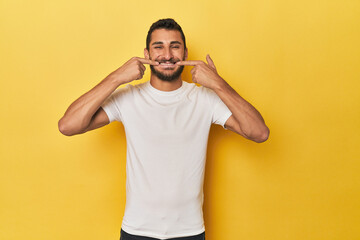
[{"x1": 101, "y1": 80, "x2": 232, "y2": 239}]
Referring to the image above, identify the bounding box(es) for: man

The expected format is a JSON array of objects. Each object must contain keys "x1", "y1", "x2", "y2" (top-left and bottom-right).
[{"x1": 58, "y1": 18, "x2": 269, "y2": 240}]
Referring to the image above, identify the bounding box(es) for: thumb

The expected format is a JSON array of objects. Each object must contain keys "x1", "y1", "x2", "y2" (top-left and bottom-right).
[{"x1": 206, "y1": 54, "x2": 217, "y2": 72}]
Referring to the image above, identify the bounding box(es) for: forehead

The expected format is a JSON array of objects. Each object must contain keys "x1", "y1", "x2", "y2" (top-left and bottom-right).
[{"x1": 150, "y1": 29, "x2": 184, "y2": 45}]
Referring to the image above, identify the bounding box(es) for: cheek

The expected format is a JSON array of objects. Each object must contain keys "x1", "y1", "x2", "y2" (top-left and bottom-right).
[
  {"x1": 148, "y1": 50, "x2": 159, "y2": 60},
  {"x1": 151, "y1": 53, "x2": 162, "y2": 61},
  {"x1": 177, "y1": 52, "x2": 184, "y2": 60},
  {"x1": 178, "y1": 50, "x2": 186, "y2": 60}
]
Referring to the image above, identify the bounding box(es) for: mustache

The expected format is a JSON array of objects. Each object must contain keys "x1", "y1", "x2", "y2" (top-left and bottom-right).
[{"x1": 156, "y1": 58, "x2": 181, "y2": 64}]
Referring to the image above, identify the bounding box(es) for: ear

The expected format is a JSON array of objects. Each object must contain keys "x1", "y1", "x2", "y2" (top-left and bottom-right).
[{"x1": 144, "y1": 48, "x2": 150, "y2": 59}]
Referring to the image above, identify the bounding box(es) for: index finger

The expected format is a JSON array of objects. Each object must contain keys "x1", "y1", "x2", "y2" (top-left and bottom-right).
[
  {"x1": 137, "y1": 58, "x2": 159, "y2": 65},
  {"x1": 176, "y1": 60, "x2": 203, "y2": 66}
]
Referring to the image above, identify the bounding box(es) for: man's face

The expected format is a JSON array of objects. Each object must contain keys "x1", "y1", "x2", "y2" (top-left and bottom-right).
[{"x1": 145, "y1": 29, "x2": 187, "y2": 82}]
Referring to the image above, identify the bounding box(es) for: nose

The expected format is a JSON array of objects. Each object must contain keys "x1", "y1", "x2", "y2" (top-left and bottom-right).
[{"x1": 162, "y1": 47, "x2": 173, "y2": 60}]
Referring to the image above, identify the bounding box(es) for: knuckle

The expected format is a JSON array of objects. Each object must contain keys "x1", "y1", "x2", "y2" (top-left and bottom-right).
[{"x1": 131, "y1": 57, "x2": 139, "y2": 62}]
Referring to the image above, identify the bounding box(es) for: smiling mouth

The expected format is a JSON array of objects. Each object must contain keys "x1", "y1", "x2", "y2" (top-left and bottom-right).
[
  {"x1": 157, "y1": 61, "x2": 179, "y2": 69},
  {"x1": 159, "y1": 62, "x2": 176, "y2": 66}
]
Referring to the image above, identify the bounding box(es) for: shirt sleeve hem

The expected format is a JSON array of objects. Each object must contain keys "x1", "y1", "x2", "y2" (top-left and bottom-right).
[
  {"x1": 219, "y1": 111, "x2": 233, "y2": 130},
  {"x1": 101, "y1": 105, "x2": 116, "y2": 123}
]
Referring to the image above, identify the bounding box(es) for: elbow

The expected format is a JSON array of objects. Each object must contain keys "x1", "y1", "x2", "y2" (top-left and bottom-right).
[
  {"x1": 253, "y1": 126, "x2": 270, "y2": 143},
  {"x1": 247, "y1": 125, "x2": 269, "y2": 143},
  {"x1": 58, "y1": 118, "x2": 79, "y2": 136}
]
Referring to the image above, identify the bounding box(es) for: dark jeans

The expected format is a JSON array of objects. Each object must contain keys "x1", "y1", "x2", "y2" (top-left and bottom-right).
[{"x1": 120, "y1": 228, "x2": 205, "y2": 240}]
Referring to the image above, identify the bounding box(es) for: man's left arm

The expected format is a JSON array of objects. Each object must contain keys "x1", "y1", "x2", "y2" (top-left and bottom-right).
[{"x1": 177, "y1": 55, "x2": 270, "y2": 143}]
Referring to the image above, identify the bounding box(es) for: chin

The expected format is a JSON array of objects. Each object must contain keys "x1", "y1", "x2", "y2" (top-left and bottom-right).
[{"x1": 150, "y1": 65, "x2": 184, "y2": 82}]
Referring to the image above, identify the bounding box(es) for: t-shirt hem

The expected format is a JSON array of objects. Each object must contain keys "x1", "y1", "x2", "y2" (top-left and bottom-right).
[{"x1": 121, "y1": 225, "x2": 205, "y2": 240}]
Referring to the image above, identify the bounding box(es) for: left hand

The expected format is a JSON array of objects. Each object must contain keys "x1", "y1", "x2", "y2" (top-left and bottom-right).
[{"x1": 176, "y1": 54, "x2": 224, "y2": 90}]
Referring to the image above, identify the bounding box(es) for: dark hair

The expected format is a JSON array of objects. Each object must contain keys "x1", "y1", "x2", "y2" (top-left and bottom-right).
[{"x1": 146, "y1": 18, "x2": 186, "y2": 50}]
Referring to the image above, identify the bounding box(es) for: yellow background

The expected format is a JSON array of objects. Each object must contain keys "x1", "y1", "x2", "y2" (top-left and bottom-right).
[{"x1": 1, "y1": 0, "x2": 359, "y2": 239}]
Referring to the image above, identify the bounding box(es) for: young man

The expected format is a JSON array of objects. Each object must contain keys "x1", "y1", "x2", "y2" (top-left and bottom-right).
[{"x1": 58, "y1": 18, "x2": 269, "y2": 240}]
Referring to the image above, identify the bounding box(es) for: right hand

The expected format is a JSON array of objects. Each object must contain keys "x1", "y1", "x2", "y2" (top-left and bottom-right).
[{"x1": 110, "y1": 57, "x2": 159, "y2": 84}]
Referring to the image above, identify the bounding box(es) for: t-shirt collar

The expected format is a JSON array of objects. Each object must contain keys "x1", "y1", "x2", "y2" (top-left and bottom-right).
[{"x1": 147, "y1": 81, "x2": 185, "y2": 96}]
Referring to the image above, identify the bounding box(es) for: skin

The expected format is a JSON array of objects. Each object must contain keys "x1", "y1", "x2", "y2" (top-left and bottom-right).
[
  {"x1": 58, "y1": 28, "x2": 269, "y2": 143},
  {"x1": 144, "y1": 29, "x2": 188, "y2": 91},
  {"x1": 176, "y1": 57, "x2": 269, "y2": 142}
]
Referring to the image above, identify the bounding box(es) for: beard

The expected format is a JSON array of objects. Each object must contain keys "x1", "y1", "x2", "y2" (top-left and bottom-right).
[{"x1": 150, "y1": 57, "x2": 185, "y2": 82}]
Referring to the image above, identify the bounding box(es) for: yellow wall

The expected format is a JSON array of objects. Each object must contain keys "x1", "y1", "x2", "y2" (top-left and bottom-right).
[{"x1": 1, "y1": 0, "x2": 359, "y2": 239}]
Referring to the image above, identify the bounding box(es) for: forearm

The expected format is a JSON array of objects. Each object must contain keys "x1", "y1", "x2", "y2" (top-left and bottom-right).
[
  {"x1": 59, "y1": 73, "x2": 123, "y2": 133},
  {"x1": 58, "y1": 56, "x2": 158, "y2": 135},
  {"x1": 176, "y1": 55, "x2": 269, "y2": 141},
  {"x1": 214, "y1": 79, "x2": 269, "y2": 140}
]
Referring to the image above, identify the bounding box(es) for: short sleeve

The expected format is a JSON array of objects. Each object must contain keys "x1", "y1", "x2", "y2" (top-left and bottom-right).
[
  {"x1": 212, "y1": 95, "x2": 233, "y2": 129},
  {"x1": 101, "y1": 86, "x2": 130, "y2": 123},
  {"x1": 202, "y1": 86, "x2": 232, "y2": 129}
]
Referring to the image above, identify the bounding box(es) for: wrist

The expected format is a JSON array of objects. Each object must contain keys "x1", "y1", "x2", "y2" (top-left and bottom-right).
[
  {"x1": 213, "y1": 77, "x2": 228, "y2": 92},
  {"x1": 107, "y1": 72, "x2": 127, "y2": 86}
]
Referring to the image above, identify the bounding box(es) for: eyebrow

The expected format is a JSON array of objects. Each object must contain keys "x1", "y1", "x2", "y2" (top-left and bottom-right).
[
  {"x1": 151, "y1": 41, "x2": 182, "y2": 45},
  {"x1": 170, "y1": 41, "x2": 182, "y2": 45}
]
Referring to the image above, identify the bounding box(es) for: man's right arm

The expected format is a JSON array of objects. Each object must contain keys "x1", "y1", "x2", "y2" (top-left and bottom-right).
[{"x1": 58, "y1": 57, "x2": 159, "y2": 136}]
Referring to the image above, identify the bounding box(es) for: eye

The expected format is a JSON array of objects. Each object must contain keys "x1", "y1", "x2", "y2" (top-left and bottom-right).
[
  {"x1": 172, "y1": 45, "x2": 180, "y2": 49},
  {"x1": 154, "y1": 46, "x2": 162, "y2": 49}
]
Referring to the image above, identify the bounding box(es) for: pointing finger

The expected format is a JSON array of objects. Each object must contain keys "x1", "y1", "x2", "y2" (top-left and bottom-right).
[
  {"x1": 137, "y1": 58, "x2": 159, "y2": 65},
  {"x1": 176, "y1": 60, "x2": 203, "y2": 66}
]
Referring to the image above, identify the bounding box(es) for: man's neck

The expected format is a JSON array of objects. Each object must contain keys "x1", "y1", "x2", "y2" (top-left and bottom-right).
[{"x1": 149, "y1": 75, "x2": 183, "y2": 91}]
